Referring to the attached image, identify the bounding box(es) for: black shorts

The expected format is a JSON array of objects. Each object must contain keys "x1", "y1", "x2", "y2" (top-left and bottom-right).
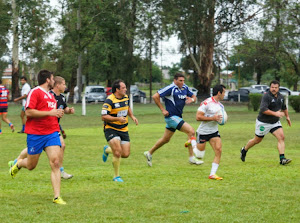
[
  {"x1": 196, "y1": 131, "x2": 220, "y2": 144},
  {"x1": 104, "y1": 128, "x2": 130, "y2": 143},
  {"x1": 0, "y1": 108, "x2": 8, "y2": 114}
]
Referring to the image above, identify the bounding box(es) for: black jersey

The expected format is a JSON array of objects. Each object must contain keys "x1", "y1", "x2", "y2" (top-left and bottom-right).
[
  {"x1": 50, "y1": 90, "x2": 67, "y2": 123},
  {"x1": 257, "y1": 90, "x2": 287, "y2": 124}
]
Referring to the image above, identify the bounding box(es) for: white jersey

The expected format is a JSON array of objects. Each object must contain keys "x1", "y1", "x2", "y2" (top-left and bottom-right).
[
  {"x1": 196, "y1": 97, "x2": 224, "y2": 135},
  {"x1": 21, "y1": 83, "x2": 31, "y2": 106}
]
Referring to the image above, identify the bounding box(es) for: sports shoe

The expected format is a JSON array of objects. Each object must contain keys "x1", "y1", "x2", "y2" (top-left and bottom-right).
[
  {"x1": 53, "y1": 196, "x2": 67, "y2": 205},
  {"x1": 208, "y1": 174, "x2": 223, "y2": 180},
  {"x1": 280, "y1": 158, "x2": 292, "y2": 165},
  {"x1": 113, "y1": 176, "x2": 124, "y2": 182},
  {"x1": 61, "y1": 171, "x2": 73, "y2": 179},
  {"x1": 240, "y1": 146, "x2": 247, "y2": 162},
  {"x1": 10, "y1": 124, "x2": 15, "y2": 132},
  {"x1": 61, "y1": 130, "x2": 67, "y2": 139},
  {"x1": 8, "y1": 160, "x2": 15, "y2": 168},
  {"x1": 17, "y1": 130, "x2": 25, "y2": 133},
  {"x1": 9, "y1": 162, "x2": 20, "y2": 178},
  {"x1": 184, "y1": 140, "x2": 191, "y2": 148},
  {"x1": 189, "y1": 156, "x2": 204, "y2": 165},
  {"x1": 102, "y1": 145, "x2": 109, "y2": 162},
  {"x1": 144, "y1": 151, "x2": 152, "y2": 167}
]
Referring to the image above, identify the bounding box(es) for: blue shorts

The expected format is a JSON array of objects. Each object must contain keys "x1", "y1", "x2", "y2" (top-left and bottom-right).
[
  {"x1": 22, "y1": 106, "x2": 25, "y2": 111},
  {"x1": 165, "y1": 116, "x2": 185, "y2": 132},
  {"x1": 27, "y1": 132, "x2": 61, "y2": 155}
]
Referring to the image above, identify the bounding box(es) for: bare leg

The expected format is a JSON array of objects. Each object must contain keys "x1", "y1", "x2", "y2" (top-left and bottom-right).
[
  {"x1": 149, "y1": 129, "x2": 175, "y2": 155},
  {"x1": 245, "y1": 135, "x2": 263, "y2": 151}
]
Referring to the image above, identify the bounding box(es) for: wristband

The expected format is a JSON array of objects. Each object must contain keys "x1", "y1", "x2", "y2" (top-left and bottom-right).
[{"x1": 191, "y1": 98, "x2": 195, "y2": 102}]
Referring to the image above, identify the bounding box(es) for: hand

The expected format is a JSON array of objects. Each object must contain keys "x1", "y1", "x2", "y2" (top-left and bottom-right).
[
  {"x1": 185, "y1": 97, "x2": 194, "y2": 104},
  {"x1": 275, "y1": 111, "x2": 285, "y2": 118},
  {"x1": 132, "y1": 116, "x2": 138, "y2": 125},
  {"x1": 13, "y1": 98, "x2": 18, "y2": 102},
  {"x1": 286, "y1": 117, "x2": 291, "y2": 127},
  {"x1": 69, "y1": 107, "x2": 75, "y2": 114},
  {"x1": 162, "y1": 109, "x2": 169, "y2": 117},
  {"x1": 213, "y1": 114, "x2": 223, "y2": 122},
  {"x1": 119, "y1": 116, "x2": 127, "y2": 123},
  {"x1": 50, "y1": 109, "x2": 64, "y2": 118}
]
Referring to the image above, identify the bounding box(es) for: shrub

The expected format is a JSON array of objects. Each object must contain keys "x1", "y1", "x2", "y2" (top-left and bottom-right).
[
  {"x1": 288, "y1": 96, "x2": 300, "y2": 112},
  {"x1": 249, "y1": 93, "x2": 263, "y2": 111}
]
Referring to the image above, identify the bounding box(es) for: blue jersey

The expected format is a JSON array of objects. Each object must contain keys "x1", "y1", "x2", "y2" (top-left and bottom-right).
[{"x1": 158, "y1": 82, "x2": 193, "y2": 118}]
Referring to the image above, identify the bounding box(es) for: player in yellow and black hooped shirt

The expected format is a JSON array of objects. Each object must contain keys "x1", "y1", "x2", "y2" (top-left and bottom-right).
[{"x1": 101, "y1": 80, "x2": 138, "y2": 182}]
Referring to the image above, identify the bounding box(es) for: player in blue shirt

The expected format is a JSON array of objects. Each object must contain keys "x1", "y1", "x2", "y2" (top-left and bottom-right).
[{"x1": 144, "y1": 73, "x2": 202, "y2": 166}]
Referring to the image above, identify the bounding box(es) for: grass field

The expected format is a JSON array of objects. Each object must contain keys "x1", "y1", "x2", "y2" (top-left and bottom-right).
[{"x1": 0, "y1": 103, "x2": 299, "y2": 223}]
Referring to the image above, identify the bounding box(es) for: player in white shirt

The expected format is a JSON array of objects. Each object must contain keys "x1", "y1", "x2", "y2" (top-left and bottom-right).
[
  {"x1": 14, "y1": 76, "x2": 31, "y2": 133},
  {"x1": 195, "y1": 85, "x2": 226, "y2": 180}
]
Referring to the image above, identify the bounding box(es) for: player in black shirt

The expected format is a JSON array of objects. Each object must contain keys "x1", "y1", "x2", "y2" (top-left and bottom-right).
[
  {"x1": 240, "y1": 80, "x2": 292, "y2": 165},
  {"x1": 50, "y1": 76, "x2": 75, "y2": 179}
]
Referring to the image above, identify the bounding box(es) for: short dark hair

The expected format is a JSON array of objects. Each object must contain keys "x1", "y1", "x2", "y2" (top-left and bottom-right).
[
  {"x1": 112, "y1": 79, "x2": 124, "y2": 93},
  {"x1": 213, "y1": 84, "x2": 226, "y2": 96},
  {"x1": 38, "y1": 70, "x2": 52, "y2": 85},
  {"x1": 20, "y1": 76, "x2": 27, "y2": 81},
  {"x1": 270, "y1": 80, "x2": 280, "y2": 86},
  {"x1": 174, "y1": 73, "x2": 185, "y2": 80}
]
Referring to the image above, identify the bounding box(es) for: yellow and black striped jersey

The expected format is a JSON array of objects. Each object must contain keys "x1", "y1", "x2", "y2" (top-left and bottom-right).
[{"x1": 101, "y1": 94, "x2": 130, "y2": 132}]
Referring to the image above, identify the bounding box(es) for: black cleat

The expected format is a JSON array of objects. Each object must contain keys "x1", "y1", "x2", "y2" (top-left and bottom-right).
[
  {"x1": 280, "y1": 158, "x2": 292, "y2": 165},
  {"x1": 240, "y1": 147, "x2": 247, "y2": 162}
]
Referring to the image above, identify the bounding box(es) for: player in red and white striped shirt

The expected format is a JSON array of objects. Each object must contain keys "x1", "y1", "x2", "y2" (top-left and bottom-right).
[{"x1": 0, "y1": 80, "x2": 14, "y2": 134}]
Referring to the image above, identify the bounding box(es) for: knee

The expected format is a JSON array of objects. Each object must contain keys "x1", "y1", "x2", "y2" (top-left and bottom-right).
[
  {"x1": 61, "y1": 144, "x2": 66, "y2": 150},
  {"x1": 27, "y1": 164, "x2": 37, "y2": 171},
  {"x1": 122, "y1": 152, "x2": 130, "y2": 158},
  {"x1": 50, "y1": 158, "x2": 60, "y2": 169},
  {"x1": 114, "y1": 151, "x2": 121, "y2": 158},
  {"x1": 278, "y1": 135, "x2": 285, "y2": 142},
  {"x1": 216, "y1": 146, "x2": 222, "y2": 155}
]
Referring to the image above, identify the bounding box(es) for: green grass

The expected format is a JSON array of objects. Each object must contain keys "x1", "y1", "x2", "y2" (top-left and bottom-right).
[{"x1": 0, "y1": 103, "x2": 299, "y2": 222}]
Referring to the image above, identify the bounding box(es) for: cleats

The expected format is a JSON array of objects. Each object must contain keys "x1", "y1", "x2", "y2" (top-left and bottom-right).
[
  {"x1": 143, "y1": 151, "x2": 152, "y2": 167},
  {"x1": 61, "y1": 171, "x2": 73, "y2": 179},
  {"x1": 184, "y1": 140, "x2": 191, "y2": 148},
  {"x1": 9, "y1": 162, "x2": 20, "y2": 178},
  {"x1": 208, "y1": 174, "x2": 223, "y2": 180},
  {"x1": 8, "y1": 160, "x2": 14, "y2": 168},
  {"x1": 53, "y1": 196, "x2": 66, "y2": 205},
  {"x1": 17, "y1": 130, "x2": 25, "y2": 133},
  {"x1": 10, "y1": 124, "x2": 15, "y2": 132},
  {"x1": 102, "y1": 145, "x2": 109, "y2": 162},
  {"x1": 113, "y1": 176, "x2": 124, "y2": 182},
  {"x1": 240, "y1": 146, "x2": 247, "y2": 162},
  {"x1": 189, "y1": 156, "x2": 204, "y2": 165},
  {"x1": 280, "y1": 158, "x2": 292, "y2": 165}
]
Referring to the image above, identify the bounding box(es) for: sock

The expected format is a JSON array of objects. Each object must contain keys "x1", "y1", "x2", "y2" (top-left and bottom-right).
[
  {"x1": 9, "y1": 123, "x2": 12, "y2": 126},
  {"x1": 106, "y1": 147, "x2": 112, "y2": 154},
  {"x1": 190, "y1": 137, "x2": 197, "y2": 148},
  {"x1": 210, "y1": 162, "x2": 219, "y2": 176},
  {"x1": 22, "y1": 125, "x2": 25, "y2": 132},
  {"x1": 14, "y1": 159, "x2": 18, "y2": 165},
  {"x1": 279, "y1": 154, "x2": 285, "y2": 161},
  {"x1": 60, "y1": 167, "x2": 64, "y2": 172},
  {"x1": 112, "y1": 156, "x2": 121, "y2": 178},
  {"x1": 194, "y1": 149, "x2": 205, "y2": 159},
  {"x1": 0, "y1": 129, "x2": 2, "y2": 133}
]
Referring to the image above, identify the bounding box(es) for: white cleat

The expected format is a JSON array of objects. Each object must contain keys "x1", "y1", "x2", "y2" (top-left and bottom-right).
[
  {"x1": 144, "y1": 151, "x2": 152, "y2": 167},
  {"x1": 61, "y1": 171, "x2": 73, "y2": 179},
  {"x1": 189, "y1": 156, "x2": 204, "y2": 165}
]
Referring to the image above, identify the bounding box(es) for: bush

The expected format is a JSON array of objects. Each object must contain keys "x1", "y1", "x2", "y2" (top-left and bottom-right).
[
  {"x1": 249, "y1": 93, "x2": 263, "y2": 111},
  {"x1": 289, "y1": 96, "x2": 300, "y2": 112}
]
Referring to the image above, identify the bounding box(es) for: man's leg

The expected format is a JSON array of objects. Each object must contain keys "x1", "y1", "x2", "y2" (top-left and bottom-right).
[
  {"x1": 196, "y1": 142, "x2": 206, "y2": 159},
  {"x1": 10, "y1": 151, "x2": 40, "y2": 178},
  {"x1": 240, "y1": 135, "x2": 263, "y2": 162},
  {"x1": 59, "y1": 136, "x2": 73, "y2": 179},
  {"x1": 18, "y1": 110, "x2": 26, "y2": 133},
  {"x1": 108, "y1": 138, "x2": 123, "y2": 181},
  {"x1": 208, "y1": 137, "x2": 223, "y2": 180},
  {"x1": 1, "y1": 113, "x2": 14, "y2": 132},
  {"x1": 272, "y1": 128, "x2": 291, "y2": 165}
]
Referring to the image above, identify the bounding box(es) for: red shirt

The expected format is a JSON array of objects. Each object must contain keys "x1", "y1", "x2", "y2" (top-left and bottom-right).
[
  {"x1": 0, "y1": 85, "x2": 9, "y2": 109},
  {"x1": 25, "y1": 86, "x2": 60, "y2": 135}
]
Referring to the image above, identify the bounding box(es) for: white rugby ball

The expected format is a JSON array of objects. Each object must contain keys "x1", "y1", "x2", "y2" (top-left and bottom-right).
[{"x1": 216, "y1": 109, "x2": 228, "y2": 125}]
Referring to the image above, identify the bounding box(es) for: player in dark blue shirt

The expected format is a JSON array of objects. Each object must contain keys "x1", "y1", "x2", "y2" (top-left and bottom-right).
[
  {"x1": 240, "y1": 80, "x2": 292, "y2": 165},
  {"x1": 144, "y1": 73, "x2": 202, "y2": 166}
]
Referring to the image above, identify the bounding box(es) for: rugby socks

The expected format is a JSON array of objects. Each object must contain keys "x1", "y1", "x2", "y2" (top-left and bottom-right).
[
  {"x1": 210, "y1": 162, "x2": 219, "y2": 176},
  {"x1": 279, "y1": 154, "x2": 285, "y2": 161},
  {"x1": 60, "y1": 167, "x2": 64, "y2": 172},
  {"x1": 22, "y1": 125, "x2": 25, "y2": 132},
  {"x1": 112, "y1": 156, "x2": 121, "y2": 178},
  {"x1": 0, "y1": 129, "x2": 2, "y2": 134},
  {"x1": 9, "y1": 123, "x2": 12, "y2": 127}
]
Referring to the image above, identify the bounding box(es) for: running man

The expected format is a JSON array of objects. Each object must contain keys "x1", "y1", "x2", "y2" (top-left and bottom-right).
[
  {"x1": 9, "y1": 70, "x2": 66, "y2": 204},
  {"x1": 194, "y1": 85, "x2": 226, "y2": 180},
  {"x1": 14, "y1": 76, "x2": 31, "y2": 133},
  {"x1": 0, "y1": 80, "x2": 15, "y2": 133},
  {"x1": 101, "y1": 80, "x2": 138, "y2": 182},
  {"x1": 240, "y1": 80, "x2": 292, "y2": 165},
  {"x1": 143, "y1": 73, "x2": 202, "y2": 166}
]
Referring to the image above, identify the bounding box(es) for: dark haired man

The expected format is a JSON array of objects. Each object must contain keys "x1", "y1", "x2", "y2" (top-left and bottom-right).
[
  {"x1": 14, "y1": 76, "x2": 31, "y2": 133},
  {"x1": 195, "y1": 85, "x2": 226, "y2": 180},
  {"x1": 143, "y1": 73, "x2": 201, "y2": 166},
  {"x1": 0, "y1": 79, "x2": 15, "y2": 133},
  {"x1": 101, "y1": 80, "x2": 138, "y2": 182},
  {"x1": 240, "y1": 80, "x2": 292, "y2": 165},
  {"x1": 9, "y1": 70, "x2": 66, "y2": 204}
]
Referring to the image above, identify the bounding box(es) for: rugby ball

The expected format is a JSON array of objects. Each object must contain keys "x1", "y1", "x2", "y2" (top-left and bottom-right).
[{"x1": 216, "y1": 109, "x2": 228, "y2": 125}]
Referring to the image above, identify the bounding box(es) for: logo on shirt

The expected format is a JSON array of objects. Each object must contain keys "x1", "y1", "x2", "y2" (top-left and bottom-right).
[
  {"x1": 47, "y1": 101, "x2": 56, "y2": 108},
  {"x1": 178, "y1": 95, "x2": 186, "y2": 100},
  {"x1": 115, "y1": 103, "x2": 120, "y2": 108},
  {"x1": 271, "y1": 99, "x2": 275, "y2": 102},
  {"x1": 44, "y1": 95, "x2": 48, "y2": 99}
]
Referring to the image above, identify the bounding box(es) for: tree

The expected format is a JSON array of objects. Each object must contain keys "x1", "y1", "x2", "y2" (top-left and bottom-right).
[{"x1": 0, "y1": 0, "x2": 11, "y2": 75}]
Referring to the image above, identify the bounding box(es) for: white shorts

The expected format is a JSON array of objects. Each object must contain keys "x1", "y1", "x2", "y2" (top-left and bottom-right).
[{"x1": 255, "y1": 119, "x2": 282, "y2": 137}]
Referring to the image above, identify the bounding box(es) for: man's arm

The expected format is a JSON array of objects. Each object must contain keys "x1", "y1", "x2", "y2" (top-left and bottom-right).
[
  {"x1": 26, "y1": 108, "x2": 64, "y2": 118},
  {"x1": 102, "y1": 114, "x2": 126, "y2": 124},
  {"x1": 262, "y1": 110, "x2": 285, "y2": 118},
  {"x1": 14, "y1": 94, "x2": 27, "y2": 102},
  {"x1": 152, "y1": 92, "x2": 169, "y2": 117},
  {"x1": 196, "y1": 110, "x2": 221, "y2": 122},
  {"x1": 283, "y1": 109, "x2": 291, "y2": 126},
  {"x1": 128, "y1": 107, "x2": 138, "y2": 125},
  {"x1": 64, "y1": 107, "x2": 75, "y2": 114},
  {"x1": 186, "y1": 94, "x2": 196, "y2": 104}
]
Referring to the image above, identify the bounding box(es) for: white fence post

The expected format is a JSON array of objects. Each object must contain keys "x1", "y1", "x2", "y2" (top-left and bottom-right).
[
  {"x1": 82, "y1": 94, "x2": 86, "y2": 116},
  {"x1": 130, "y1": 94, "x2": 133, "y2": 112}
]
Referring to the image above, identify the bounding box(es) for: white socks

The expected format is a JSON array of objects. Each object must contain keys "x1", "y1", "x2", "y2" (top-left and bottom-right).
[
  {"x1": 210, "y1": 162, "x2": 219, "y2": 176},
  {"x1": 193, "y1": 148, "x2": 205, "y2": 159}
]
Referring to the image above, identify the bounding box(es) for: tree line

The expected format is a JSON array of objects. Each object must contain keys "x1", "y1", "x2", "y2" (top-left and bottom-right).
[{"x1": 0, "y1": 0, "x2": 299, "y2": 100}]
